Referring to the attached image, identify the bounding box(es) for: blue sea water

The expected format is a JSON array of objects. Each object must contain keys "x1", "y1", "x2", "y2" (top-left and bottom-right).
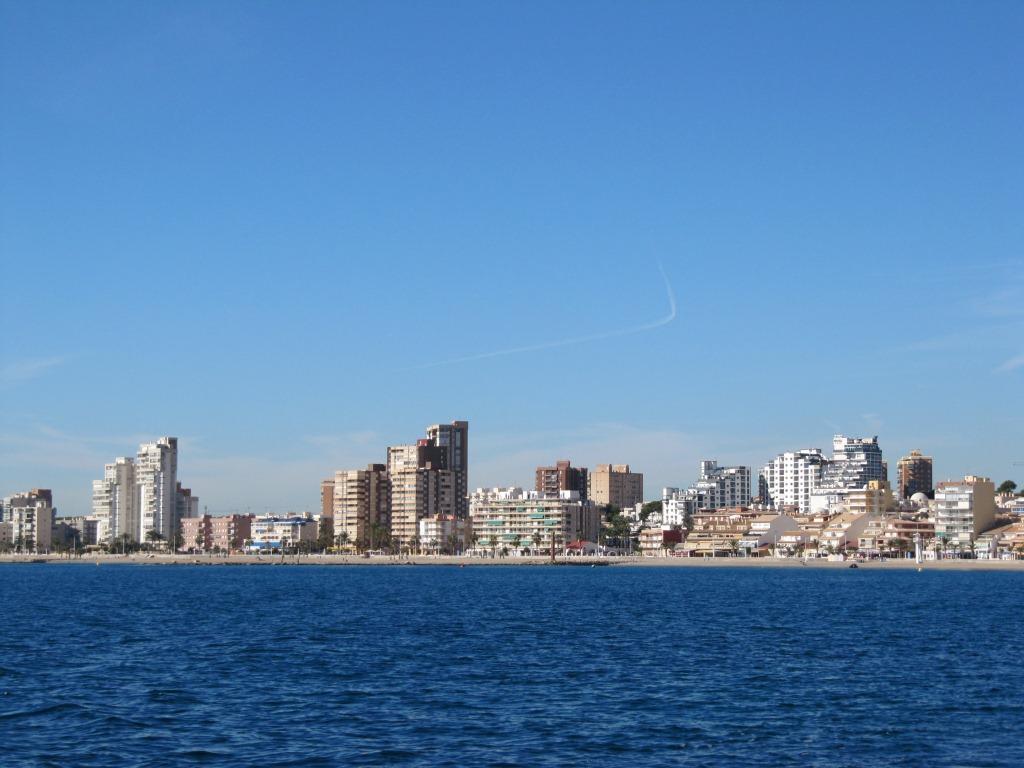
[{"x1": 1, "y1": 564, "x2": 1022, "y2": 767}]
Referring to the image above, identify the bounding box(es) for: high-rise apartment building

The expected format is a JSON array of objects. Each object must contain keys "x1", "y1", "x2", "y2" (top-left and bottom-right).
[
  {"x1": 820, "y1": 435, "x2": 884, "y2": 489},
  {"x1": 933, "y1": 475, "x2": 996, "y2": 548},
  {"x1": 759, "y1": 448, "x2": 827, "y2": 514},
  {"x1": 136, "y1": 437, "x2": 179, "y2": 542},
  {"x1": 663, "y1": 460, "x2": 751, "y2": 526},
  {"x1": 332, "y1": 464, "x2": 390, "y2": 549},
  {"x1": 425, "y1": 421, "x2": 469, "y2": 519},
  {"x1": 387, "y1": 441, "x2": 455, "y2": 545},
  {"x1": 535, "y1": 460, "x2": 589, "y2": 500},
  {"x1": 897, "y1": 450, "x2": 933, "y2": 499},
  {"x1": 588, "y1": 464, "x2": 644, "y2": 509},
  {"x1": 809, "y1": 435, "x2": 885, "y2": 513},
  {"x1": 92, "y1": 456, "x2": 136, "y2": 544},
  {"x1": 93, "y1": 437, "x2": 197, "y2": 545}
]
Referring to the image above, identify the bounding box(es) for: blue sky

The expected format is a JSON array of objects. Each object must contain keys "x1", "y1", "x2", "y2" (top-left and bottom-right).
[{"x1": 2, "y1": 1, "x2": 1022, "y2": 515}]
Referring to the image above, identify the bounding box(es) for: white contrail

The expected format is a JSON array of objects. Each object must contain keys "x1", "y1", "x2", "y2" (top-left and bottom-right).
[{"x1": 407, "y1": 261, "x2": 677, "y2": 370}]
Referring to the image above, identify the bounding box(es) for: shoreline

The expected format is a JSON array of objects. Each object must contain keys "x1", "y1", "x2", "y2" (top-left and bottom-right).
[{"x1": 2, "y1": 553, "x2": 1024, "y2": 570}]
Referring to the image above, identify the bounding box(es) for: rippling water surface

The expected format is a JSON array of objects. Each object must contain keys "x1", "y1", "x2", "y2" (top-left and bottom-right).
[{"x1": 1, "y1": 563, "x2": 1022, "y2": 766}]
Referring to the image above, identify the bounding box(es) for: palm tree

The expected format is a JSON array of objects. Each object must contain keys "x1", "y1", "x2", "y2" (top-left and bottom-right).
[
  {"x1": 531, "y1": 531, "x2": 542, "y2": 555},
  {"x1": 194, "y1": 532, "x2": 205, "y2": 553},
  {"x1": 446, "y1": 532, "x2": 459, "y2": 556},
  {"x1": 409, "y1": 535, "x2": 421, "y2": 556},
  {"x1": 144, "y1": 529, "x2": 164, "y2": 551},
  {"x1": 511, "y1": 534, "x2": 522, "y2": 555},
  {"x1": 335, "y1": 531, "x2": 350, "y2": 552},
  {"x1": 488, "y1": 534, "x2": 498, "y2": 558}
]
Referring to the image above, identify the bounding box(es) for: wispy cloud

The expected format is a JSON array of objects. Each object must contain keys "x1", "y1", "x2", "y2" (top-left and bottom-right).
[
  {"x1": 0, "y1": 356, "x2": 65, "y2": 385},
  {"x1": 994, "y1": 354, "x2": 1024, "y2": 373},
  {"x1": 406, "y1": 261, "x2": 677, "y2": 370},
  {"x1": 862, "y1": 413, "x2": 884, "y2": 433}
]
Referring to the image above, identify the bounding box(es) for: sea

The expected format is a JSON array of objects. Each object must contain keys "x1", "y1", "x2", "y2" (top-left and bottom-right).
[{"x1": 1, "y1": 563, "x2": 1022, "y2": 767}]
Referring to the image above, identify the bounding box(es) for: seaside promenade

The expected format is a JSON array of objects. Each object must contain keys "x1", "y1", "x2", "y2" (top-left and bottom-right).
[{"x1": 3, "y1": 552, "x2": 1023, "y2": 570}]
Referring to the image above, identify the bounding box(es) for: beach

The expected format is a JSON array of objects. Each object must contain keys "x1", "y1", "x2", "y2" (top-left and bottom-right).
[{"x1": 3, "y1": 552, "x2": 1023, "y2": 570}]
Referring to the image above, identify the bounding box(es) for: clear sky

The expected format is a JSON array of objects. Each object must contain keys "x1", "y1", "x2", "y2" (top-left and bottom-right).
[{"x1": 2, "y1": 1, "x2": 1022, "y2": 516}]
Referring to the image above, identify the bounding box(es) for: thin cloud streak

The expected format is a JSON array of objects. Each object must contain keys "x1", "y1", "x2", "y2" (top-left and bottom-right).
[
  {"x1": 994, "y1": 354, "x2": 1024, "y2": 373},
  {"x1": 0, "y1": 356, "x2": 65, "y2": 385},
  {"x1": 406, "y1": 261, "x2": 677, "y2": 370}
]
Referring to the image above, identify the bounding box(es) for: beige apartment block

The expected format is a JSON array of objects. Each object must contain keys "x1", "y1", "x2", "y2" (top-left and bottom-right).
[
  {"x1": 846, "y1": 480, "x2": 896, "y2": 518},
  {"x1": 588, "y1": 464, "x2": 643, "y2": 510},
  {"x1": 387, "y1": 442, "x2": 455, "y2": 546},
  {"x1": 469, "y1": 488, "x2": 601, "y2": 553},
  {"x1": 933, "y1": 475, "x2": 996, "y2": 547},
  {"x1": 332, "y1": 464, "x2": 389, "y2": 549}
]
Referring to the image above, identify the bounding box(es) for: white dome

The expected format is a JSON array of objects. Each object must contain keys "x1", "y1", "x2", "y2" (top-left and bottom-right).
[{"x1": 910, "y1": 492, "x2": 929, "y2": 504}]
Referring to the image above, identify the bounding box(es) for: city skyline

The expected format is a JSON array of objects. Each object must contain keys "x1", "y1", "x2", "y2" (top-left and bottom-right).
[
  {"x1": 2, "y1": 3, "x2": 1023, "y2": 515},
  {"x1": 4, "y1": 420, "x2": 1021, "y2": 519}
]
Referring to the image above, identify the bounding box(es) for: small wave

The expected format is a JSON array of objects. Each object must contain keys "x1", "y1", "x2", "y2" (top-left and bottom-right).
[{"x1": 0, "y1": 702, "x2": 89, "y2": 721}]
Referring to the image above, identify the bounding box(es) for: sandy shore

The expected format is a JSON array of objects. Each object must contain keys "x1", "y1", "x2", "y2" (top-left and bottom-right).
[{"x1": 2, "y1": 553, "x2": 1023, "y2": 570}]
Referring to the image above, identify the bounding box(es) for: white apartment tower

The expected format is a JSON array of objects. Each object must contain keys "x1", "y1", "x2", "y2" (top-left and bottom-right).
[
  {"x1": 136, "y1": 437, "x2": 179, "y2": 542},
  {"x1": 759, "y1": 448, "x2": 827, "y2": 514},
  {"x1": 809, "y1": 435, "x2": 885, "y2": 513},
  {"x1": 92, "y1": 456, "x2": 137, "y2": 544},
  {"x1": 663, "y1": 460, "x2": 751, "y2": 526}
]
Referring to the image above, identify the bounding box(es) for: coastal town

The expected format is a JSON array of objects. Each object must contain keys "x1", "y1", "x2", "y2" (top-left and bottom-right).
[{"x1": 3, "y1": 420, "x2": 1023, "y2": 563}]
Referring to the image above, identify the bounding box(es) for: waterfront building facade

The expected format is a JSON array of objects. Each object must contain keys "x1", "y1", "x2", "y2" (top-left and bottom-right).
[
  {"x1": 818, "y1": 511, "x2": 875, "y2": 554},
  {"x1": 92, "y1": 457, "x2": 136, "y2": 544},
  {"x1": 182, "y1": 514, "x2": 253, "y2": 552},
  {"x1": 425, "y1": 421, "x2": 469, "y2": 520},
  {"x1": 680, "y1": 507, "x2": 759, "y2": 557},
  {"x1": 92, "y1": 437, "x2": 198, "y2": 546},
  {"x1": 469, "y1": 488, "x2": 601, "y2": 552},
  {"x1": 759, "y1": 448, "x2": 827, "y2": 513},
  {"x1": 136, "y1": 437, "x2": 178, "y2": 542},
  {"x1": 933, "y1": 475, "x2": 996, "y2": 548},
  {"x1": 3, "y1": 490, "x2": 54, "y2": 552},
  {"x1": 856, "y1": 517, "x2": 935, "y2": 556},
  {"x1": 387, "y1": 441, "x2": 455, "y2": 545},
  {"x1": 896, "y1": 450, "x2": 933, "y2": 499},
  {"x1": 589, "y1": 464, "x2": 643, "y2": 510},
  {"x1": 55, "y1": 516, "x2": 99, "y2": 547},
  {"x1": 248, "y1": 514, "x2": 317, "y2": 551},
  {"x1": 664, "y1": 460, "x2": 751, "y2": 525},
  {"x1": 417, "y1": 515, "x2": 467, "y2": 553},
  {"x1": 1, "y1": 489, "x2": 55, "y2": 552},
  {"x1": 638, "y1": 527, "x2": 682, "y2": 555},
  {"x1": 738, "y1": 513, "x2": 800, "y2": 556},
  {"x1": 844, "y1": 480, "x2": 896, "y2": 518},
  {"x1": 332, "y1": 464, "x2": 389, "y2": 549},
  {"x1": 535, "y1": 460, "x2": 589, "y2": 500},
  {"x1": 810, "y1": 435, "x2": 886, "y2": 512}
]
